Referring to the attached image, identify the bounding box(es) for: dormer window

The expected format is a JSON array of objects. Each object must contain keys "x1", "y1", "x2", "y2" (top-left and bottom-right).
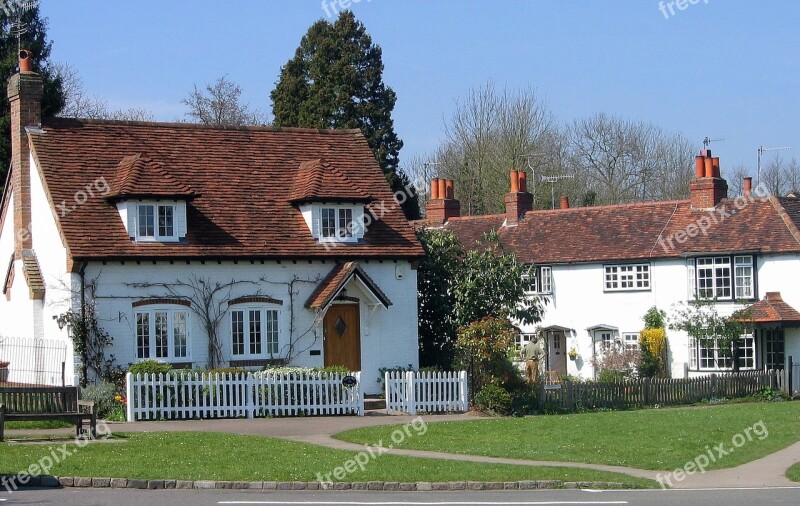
[
  {"x1": 133, "y1": 201, "x2": 186, "y2": 242},
  {"x1": 137, "y1": 203, "x2": 176, "y2": 240},
  {"x1": 289, "y1": 158, "x2": 372, "y2": 245},
  {"x1": 106, "y1": 153, "x2": 198, "y2": 244},
  {"x1": 321, "y1": 206, "x2": 357, "y2": 240}
]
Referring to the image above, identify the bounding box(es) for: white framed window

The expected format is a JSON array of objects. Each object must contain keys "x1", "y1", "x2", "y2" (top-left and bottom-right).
[
  {"x1": 135, "y1": 308, "x2": 189, "y2": 360},
  {"x1": 690, "y1": 333, "x2": 755, "y2": 371},
  {"x1": 734, "y1": 256, "x2": 754, "y2": 299},
  {"x1": 231, "y1": 307, "x2": 279, "y2": 358},
  {"x1": 598, "y1": 331, "x2": 613, "y2": 351},
  {"x1": 522, "y1": 266, "x2": 553, "y2": 295},
  {"x1": 318, "y1": 205, "x2": 362, "y2": 242},
  {"x1": 697, "y1": 256, "x2": 731, "y2": 299},
  {"x1": 604, "y1": 264, "x2": 650, "y2": 291},
  {"x1": 692, "y1": 255, "x2": 755, "y2": 300},
  {"x1": 517, "y1": 333, "x2": 534, "y2": 352},
  {"x1": 136, "y1": 203, "x2": 178, "y2": 241},
  {"x1": 622, "y1": 332, "x2": 639, "y2": 351}
]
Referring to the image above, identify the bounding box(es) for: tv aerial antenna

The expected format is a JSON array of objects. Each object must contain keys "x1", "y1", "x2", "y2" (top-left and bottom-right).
[
  {"x1": 541, "y1": 173, "x2": 576, "y2": 209},
  {"x1": 9, "y1": 1, "x2": 39, "y2": 55},
  {"x1": 757, "y1": 145, "x2": 791, "y2": 187},
  {"x1": 702, "y1": 136, "x2": 725, "y2": 149},
  {"x1": 518, "y1": 153, "x2": 547, "y2": 206}
]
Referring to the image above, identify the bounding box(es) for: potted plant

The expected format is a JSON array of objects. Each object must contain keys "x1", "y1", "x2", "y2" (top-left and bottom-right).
[
  {"x1": 0, "y1": 361, "x2": 9, "y2": 382},
  {"x1": 568, "y1": 348, "x2": 579, "y2": 361}
]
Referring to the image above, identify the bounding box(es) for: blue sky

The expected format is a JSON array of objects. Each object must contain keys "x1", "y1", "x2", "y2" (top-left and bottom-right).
[{"x1": 40, "y1": 0, "x2": 800, "y2": 177}]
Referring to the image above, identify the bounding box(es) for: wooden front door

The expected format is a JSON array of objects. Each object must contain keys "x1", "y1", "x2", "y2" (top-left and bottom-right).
[
  {"x1": 323, "y1": 304, "x2": 361, "y2": 371},
  {"x1": 548, "y1": 331, "x2": 568, "y2": 375}
]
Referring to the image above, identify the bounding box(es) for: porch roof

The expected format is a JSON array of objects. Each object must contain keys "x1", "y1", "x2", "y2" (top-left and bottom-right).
[
  {"x1": 541, "y1": 325, "x2": 573, "y2": 334},
  {"x1": 738, "y1": 292, "x2": 800, "y2": 325},
  {"x1": 305, "y1": 261, "x2": 392, "y2": 311}
]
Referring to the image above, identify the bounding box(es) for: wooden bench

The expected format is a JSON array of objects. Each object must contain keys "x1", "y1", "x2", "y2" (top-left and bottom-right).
[{"x1": 0, "y1": 386, "x2": 96, "y2": 442}]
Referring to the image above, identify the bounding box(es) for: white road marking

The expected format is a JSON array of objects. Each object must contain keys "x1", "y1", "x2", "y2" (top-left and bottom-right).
[{"x1": 218, "y1": 501, "x2": 628, "y2": 505}]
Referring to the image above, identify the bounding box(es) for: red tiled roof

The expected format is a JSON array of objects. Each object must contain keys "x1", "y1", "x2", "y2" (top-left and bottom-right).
[
  {"x1": 444, "y1": 196, "x2": 800, "y2": 264},
  {"x1": 739, "y1": 292, "x2": 800, "y2": 323},
  {"x1": 108, "y1": 154, "x2": 197, "y2": 200},
  {"x1": 305, "y1": 261, "x2": 392, "y2": 310},
  {"x1": 289, "y1": 159, "x2": 371, "y2": 203},
  {"x1": 29, "y1": 118, "x2": 423, "y2": 262}
]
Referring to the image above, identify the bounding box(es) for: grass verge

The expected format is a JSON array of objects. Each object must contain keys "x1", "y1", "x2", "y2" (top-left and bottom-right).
[
  {"x1": 787, "y1": 462, "x2": 800, "y2": 482},
  {"x1": 3, "y1": 420, "x2": 73, "y2": 430},
  {"x1": 336, "y1": 401, "x2": 800, "y2": 471},
  {"x1": 0, "y1": 431, "x2": 656, "y2": 487}
]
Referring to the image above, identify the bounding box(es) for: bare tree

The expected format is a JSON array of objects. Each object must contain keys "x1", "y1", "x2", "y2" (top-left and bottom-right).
[
  {"x1": 183, "y1": 75, "x2": 267, "y2": 126},
  {"x1": 434, "y1": 82, "x2": 557, "y2": 215},
  {"x1": 760, "y1": 155, "x2": 787, "y2": 197},
  {"x1": 727, "y1": 164, "x2": 753, "y2": 197},
  {"x1": 564, "y1": 114, "x2": 694, "y2": 205},
  {"x1": 782, "y1": 158, "x2": 800, "y2": 196},
  {"x1": 54, "y1": 63, "x2": 154, "y2": 121}
]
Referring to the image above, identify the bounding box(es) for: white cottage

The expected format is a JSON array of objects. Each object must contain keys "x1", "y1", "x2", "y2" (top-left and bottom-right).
[
  {"x1": 431, "y1": 154, "x2": 800, "y2": 381},
  {"x1": 0, "y1": 52, "x2": 422, "y2": 393}
]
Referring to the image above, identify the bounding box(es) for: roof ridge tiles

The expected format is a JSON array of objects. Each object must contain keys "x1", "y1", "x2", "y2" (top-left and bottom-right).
[{"x1": 42, "y1": 116, "x2": 362, "y2": 135}]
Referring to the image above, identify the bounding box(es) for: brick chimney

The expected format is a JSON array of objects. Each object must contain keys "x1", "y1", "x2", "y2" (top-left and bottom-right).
[
  {"x1": 689, "y1": 149, "x2": 728, "y2": 210},
  {"x1": 504, "y1": 169, "x2": 533, "y2": 226},
  {"x1": 425, "y1": 177, "x2": 460, "y2": 226},
  {"x1": 7, "y1": 49, "x2": 43, "y2": 259}
]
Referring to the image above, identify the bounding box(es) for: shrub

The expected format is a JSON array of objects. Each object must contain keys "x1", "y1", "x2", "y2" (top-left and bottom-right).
[
  {"x1": 128, "y1": 360, "x2": 172, "y2": 376},
  {"x1": 454, "y1": 317, "x2": 518, "y2": 395},
  {"x1": 206, "y1": 367, "x2": 248, "y2": 376},
  {"x1": 474, "y1": 384, "x2": 512, "y2": 415},
  {"x1": 639, "y1": 328, "x2": 668, "y2": 377},
  {"x1": 596, "y1": 368, "x2": 626, "y2": 383},
  {"x1": 81, "y1": 381, "x2": 125, "y2": 420}
]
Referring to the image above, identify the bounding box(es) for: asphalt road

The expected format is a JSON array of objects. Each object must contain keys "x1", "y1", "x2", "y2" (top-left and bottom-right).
[{"x1": 2, "y1": 487, "x2": 800, "y2": 506}]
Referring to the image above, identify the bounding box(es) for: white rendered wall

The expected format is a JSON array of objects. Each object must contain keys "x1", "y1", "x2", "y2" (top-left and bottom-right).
[
  {"x1": 518, "y1": 258, "x2": 770, "y2": 380},
  {"x1": 83, "y1": 259, "x2": 418, "y2": 394}
]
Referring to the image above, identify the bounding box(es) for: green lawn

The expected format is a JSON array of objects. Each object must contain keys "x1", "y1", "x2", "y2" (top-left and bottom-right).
[
  {"x1": 0, "y1": 432, "x2": 656, "y2": 487},
  {"x1": 3, "y1": 420, "x2": 73, "y2": 430},
  {"x1": 787, "y1": 462, "x2": 800, "y2": 482},
  {"x1": 336, "y1": 402, "x2": 800, "y2": 471}
]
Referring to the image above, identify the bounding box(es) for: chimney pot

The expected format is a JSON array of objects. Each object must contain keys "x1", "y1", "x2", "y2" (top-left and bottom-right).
[
  {"x1": 560, "y1": 195, "x2": 570, "y2": 209},
  {"x1": 695, "y1": 156, "x2": 705, "y2": 178},
  {"x1": 18, "y1": 49, "x2": 33, "y2": 72},
  {"x1": 518, "y1": 171, "x2": 528, "y2": 193},
  {"x1": 704, "y1": 157, "x2": 714, "y2": 178},
  {"x1": 430, "y1": 178, "x2": 440, "y2": 200},
  {"x1": 445, "y1": 179, "x2": 454, "y2": 199},
  {"x1": 509, "y1": 170, "x2": 519, "y2": 193},
  {"x1": 712, "y1": 157, "x2": 721, "y2": 178},
  {"x1": 744, "y1": 177, "x2": 752, "y2": 197},
  {"x1": 437, "y1": 178, "x2": 446, "y2": 201}
]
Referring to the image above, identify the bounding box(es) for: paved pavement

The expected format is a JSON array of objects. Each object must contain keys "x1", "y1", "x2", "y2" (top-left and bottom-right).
[{"x1": 5, "y1": 411, "x2": 799, "y2": 488}]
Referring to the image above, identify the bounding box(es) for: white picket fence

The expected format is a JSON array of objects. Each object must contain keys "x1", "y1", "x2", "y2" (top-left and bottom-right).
[
  {"x1": 384, "y1": 370, "x2": 468, "y2": 415},
  {"x1": 125, "y1": 370, "x2": 364, "y2": 421}
]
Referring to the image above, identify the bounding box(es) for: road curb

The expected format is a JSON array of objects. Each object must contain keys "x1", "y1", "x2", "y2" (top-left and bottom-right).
[{"x1": 0, "y1": 475, "x2": 639, "y2": 491}]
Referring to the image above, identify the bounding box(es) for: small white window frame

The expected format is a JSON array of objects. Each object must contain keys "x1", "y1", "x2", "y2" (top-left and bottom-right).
[{"x1": 604, "y1": 264, "x2": 650, "y2": 292}]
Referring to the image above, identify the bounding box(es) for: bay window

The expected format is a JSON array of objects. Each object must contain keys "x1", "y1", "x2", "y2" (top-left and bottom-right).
[{"x1": 689, "y1": 333, "x2": 755, "y2": 371}]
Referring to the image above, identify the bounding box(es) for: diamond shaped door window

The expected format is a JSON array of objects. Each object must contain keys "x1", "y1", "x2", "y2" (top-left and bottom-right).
[{"x1": 334, "y1": 316, "x2": 347, "y2": 336}]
